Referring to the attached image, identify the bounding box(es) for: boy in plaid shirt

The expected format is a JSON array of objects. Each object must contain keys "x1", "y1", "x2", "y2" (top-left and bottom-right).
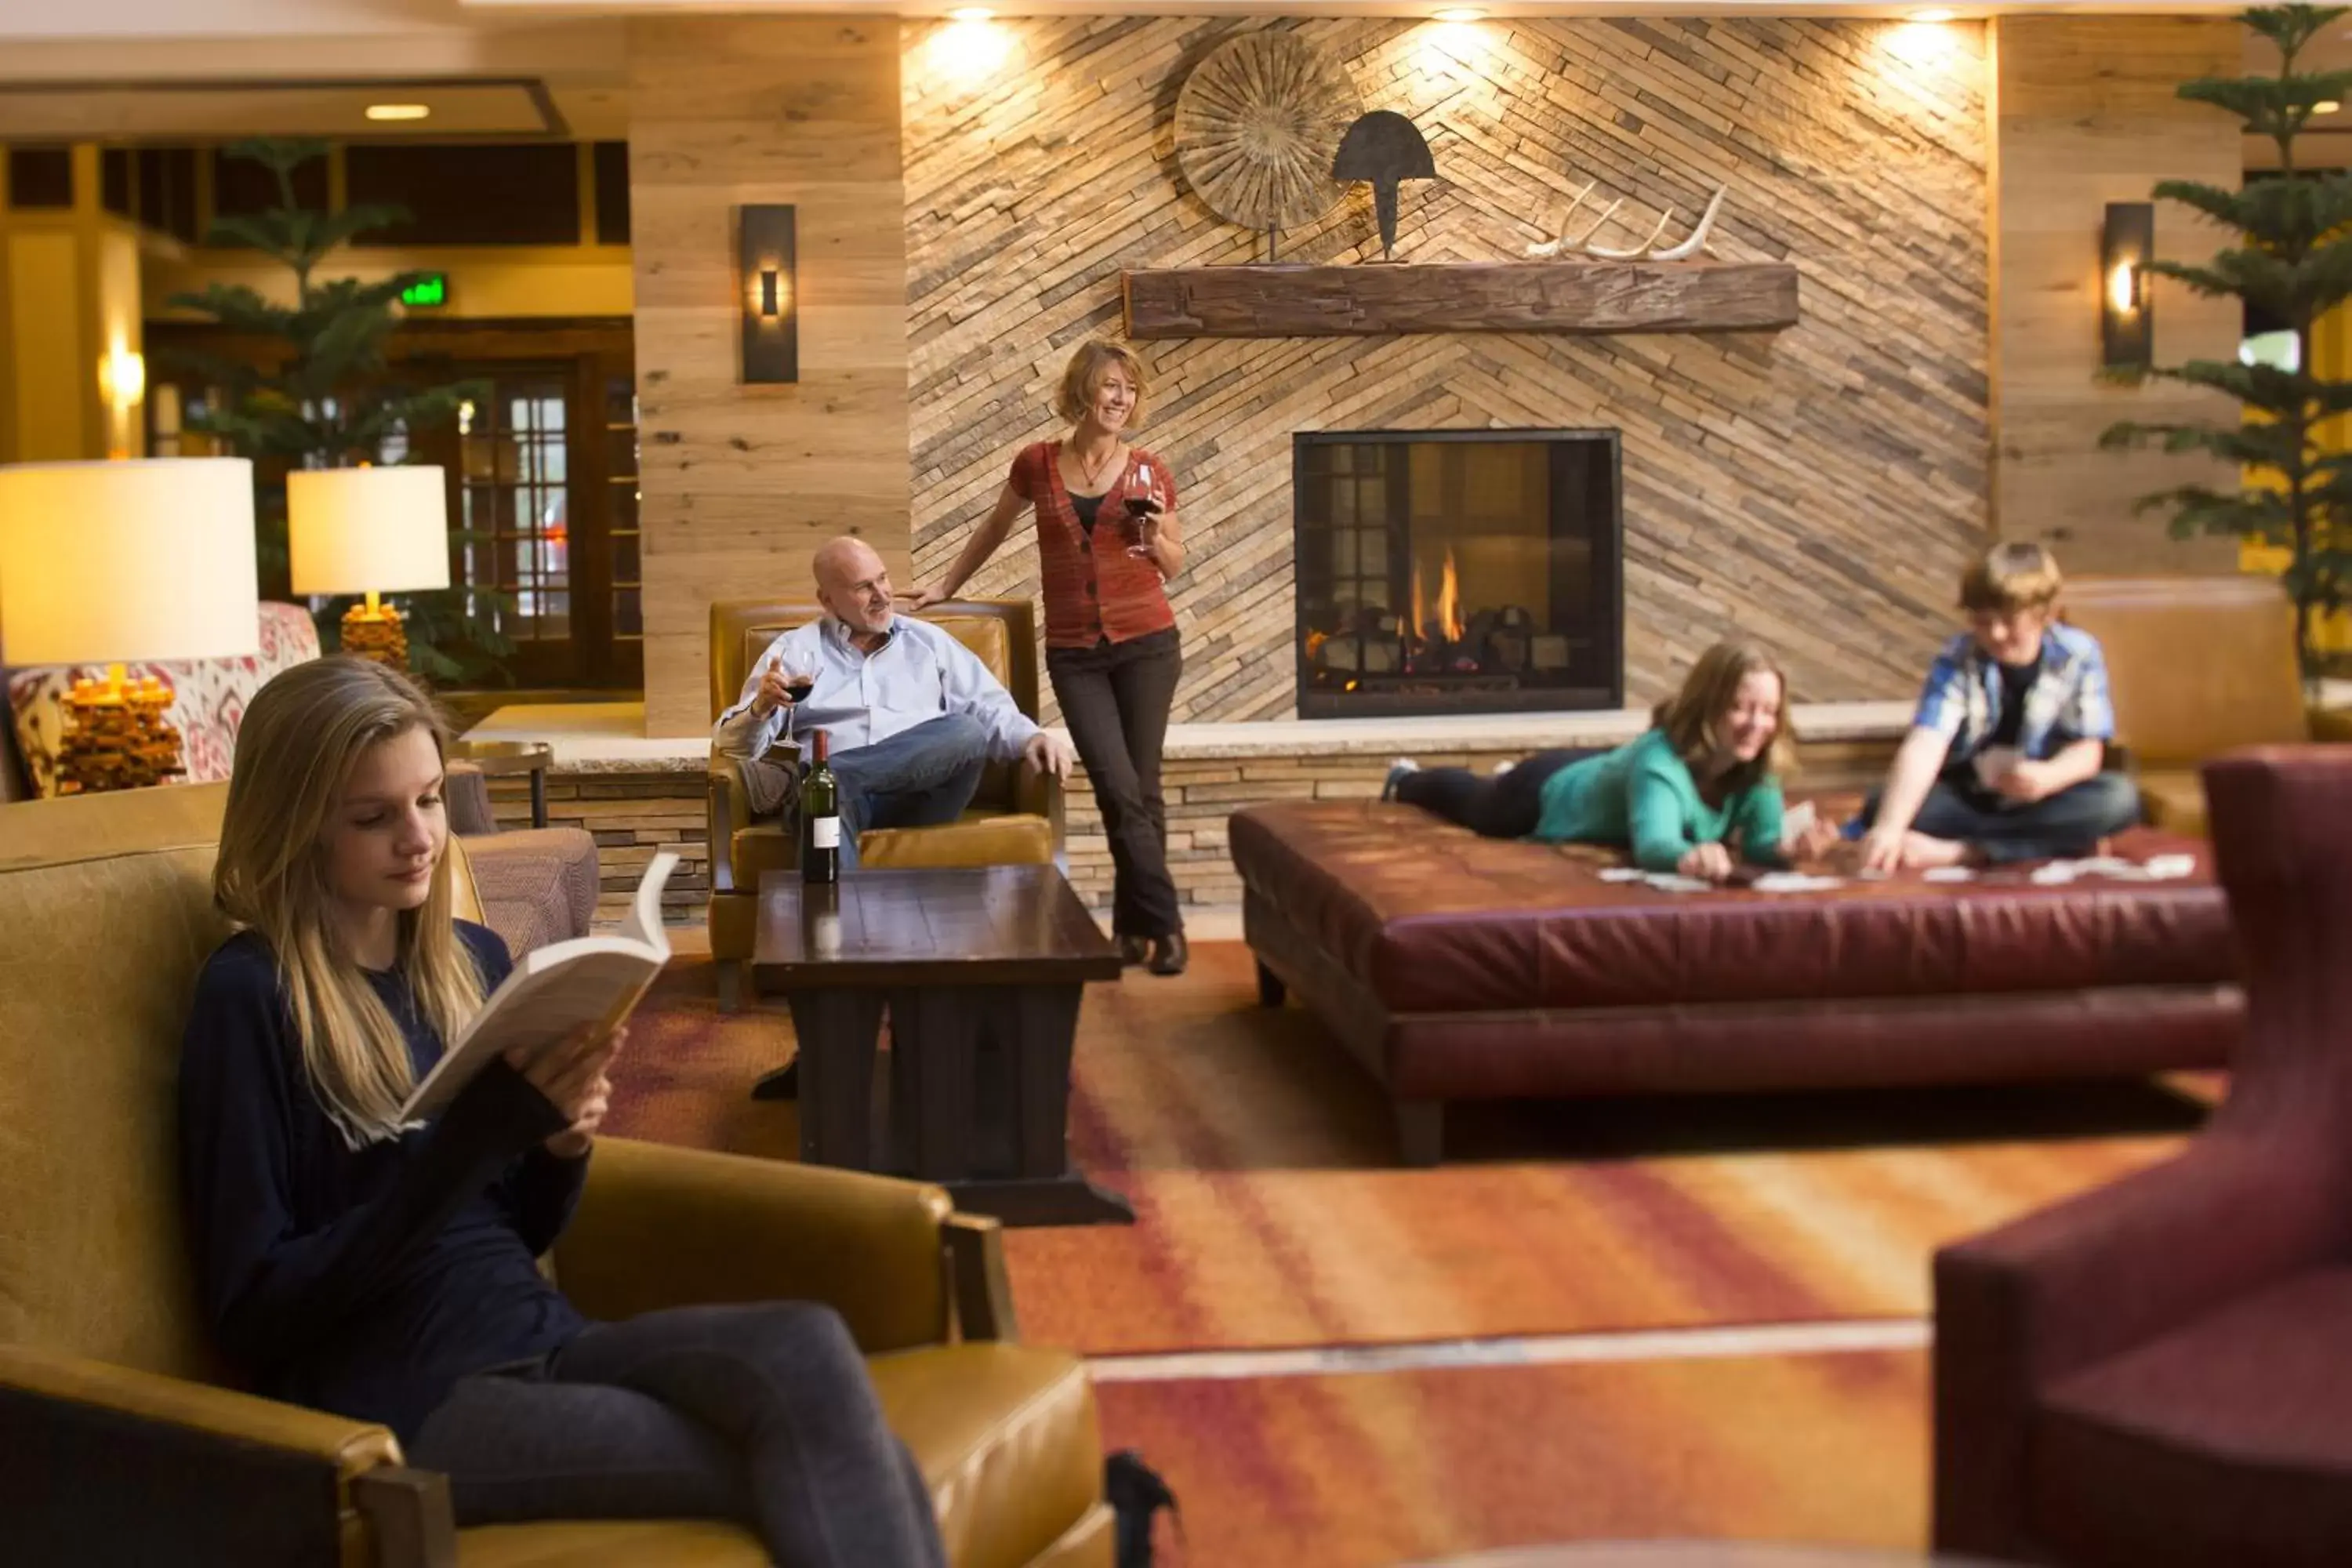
[{"x1": 1848, "y1": 542, "x2": 2141, "y2": 870}]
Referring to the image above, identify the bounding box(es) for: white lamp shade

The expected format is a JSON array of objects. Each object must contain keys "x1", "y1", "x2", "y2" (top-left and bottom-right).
[
  {"x1": 0, "y1": 457, "x2": 261, "y2": 666},
  {"x1": 289, "y1": 466, "x2": 452, "y2": 596}
]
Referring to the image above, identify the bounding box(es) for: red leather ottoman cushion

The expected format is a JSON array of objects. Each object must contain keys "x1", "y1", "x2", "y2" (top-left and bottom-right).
[
  {"x1": 2031, "y1": 1268, "x2": 2352, "y2": 1568},
  {"x1": 1230, "y1": 799, "x2": 2233, "y2": 1015}
]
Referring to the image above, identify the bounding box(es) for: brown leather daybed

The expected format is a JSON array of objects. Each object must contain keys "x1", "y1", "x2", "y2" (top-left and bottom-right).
[{"x1": 1231, "y1": 799, "x2": 2241, "y2": 1164}]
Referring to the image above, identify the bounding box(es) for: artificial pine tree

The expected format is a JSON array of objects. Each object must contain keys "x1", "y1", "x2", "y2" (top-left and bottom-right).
[
  {"x1": 166, "y1": 136, "x2": 514, "y2": 683},
  {"x1": 2103, "y1": 3, "x2": 2352, "y2": 686}
]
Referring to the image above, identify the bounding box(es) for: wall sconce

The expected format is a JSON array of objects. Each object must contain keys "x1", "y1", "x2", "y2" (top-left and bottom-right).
[
  {"x1": 2101, "y1": 201, "x2": 2154, "y2": 371},
  {"x1": 739, "y1": 204, "x2": 798, "y2": 384}
]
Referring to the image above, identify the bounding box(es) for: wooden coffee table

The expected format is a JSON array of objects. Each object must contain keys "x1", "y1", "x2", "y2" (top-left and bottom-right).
[{"x1": 752, "y1": 865, "x2": 1131, "y2": 1228}]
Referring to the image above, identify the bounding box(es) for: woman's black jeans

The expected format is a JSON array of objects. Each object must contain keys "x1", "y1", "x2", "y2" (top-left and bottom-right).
[
  {"x1": 1393, "y1": 747, "x2": 1606, "y2": 839},
  {"x1": 1047, "y1": 628, "x2": 1184, "y2": 938}
]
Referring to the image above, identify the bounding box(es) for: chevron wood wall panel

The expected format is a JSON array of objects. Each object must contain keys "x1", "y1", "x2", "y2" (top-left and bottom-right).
[{"x1": 904, "y1": 16, "x2": 1993, "y2": 721}]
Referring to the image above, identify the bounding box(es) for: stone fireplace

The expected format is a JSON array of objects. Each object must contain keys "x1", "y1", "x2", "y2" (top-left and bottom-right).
[{"x1": 1293, "y1": 430, "x2": 1622, "y2": 718}]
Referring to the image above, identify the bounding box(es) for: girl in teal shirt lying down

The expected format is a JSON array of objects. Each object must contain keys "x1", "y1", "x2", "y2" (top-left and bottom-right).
[{"x1": 1385, "y1": 640, "x2": 1839, "y2": 883}]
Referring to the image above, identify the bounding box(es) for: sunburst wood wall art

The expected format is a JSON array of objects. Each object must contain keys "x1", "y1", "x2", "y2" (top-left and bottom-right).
[{"x1": 1173, "y1": 30, "x2": 1364, "y2": 261}]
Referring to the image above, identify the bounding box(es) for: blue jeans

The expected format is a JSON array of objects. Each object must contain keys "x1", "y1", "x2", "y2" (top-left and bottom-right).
[
  {"x1": 1858, "y1": 772, "x2": 2143, "y2": 864},
  {"x1": 410, "y1": 1301, "x2": 946, "y2": 1567},
  {"x1": 827, "y1": 713, "x2": 990, "y2": 870}
]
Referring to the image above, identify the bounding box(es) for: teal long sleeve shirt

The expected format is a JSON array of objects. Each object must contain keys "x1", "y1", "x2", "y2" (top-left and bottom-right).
[{"x1": 1530, "y1": 729, "x2": 1787, "y2": 872}]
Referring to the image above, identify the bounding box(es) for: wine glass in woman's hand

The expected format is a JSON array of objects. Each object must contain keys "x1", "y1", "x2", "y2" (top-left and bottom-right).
[{"x1": 1124, "y1": 462, "x2": 1163, "y2": 559}]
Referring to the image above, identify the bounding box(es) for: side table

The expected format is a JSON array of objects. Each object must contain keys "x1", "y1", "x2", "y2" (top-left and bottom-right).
[
  {"x1": 448, "y1": 739, "x2": 554, "y2": 829},
  {"x1": 753, "y1": 865, "x2": 1130, "y2": 1228}
]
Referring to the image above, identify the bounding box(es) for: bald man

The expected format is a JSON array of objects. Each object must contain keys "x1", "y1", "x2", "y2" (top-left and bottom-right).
[{"x1": 713, "y1": 536, "x2": 1075, "y2": 869}]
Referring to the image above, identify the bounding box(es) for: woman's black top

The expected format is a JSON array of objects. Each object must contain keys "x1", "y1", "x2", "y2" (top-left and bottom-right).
[{"x1": 177, "y1": 920, "x2": 586, "y2": 1445}]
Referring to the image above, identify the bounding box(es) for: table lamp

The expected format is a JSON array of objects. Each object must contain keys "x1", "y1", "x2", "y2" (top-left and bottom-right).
[
  {"x1": 289, "y1": 466, "x2": 452, "y2": 670},
  {"x1": 0, "y1": 457, "x2": 261, "y2": 793}
]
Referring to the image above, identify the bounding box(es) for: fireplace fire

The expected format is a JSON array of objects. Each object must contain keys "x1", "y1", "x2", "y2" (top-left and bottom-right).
[{"x1": 1294, "y1": 430, "x2": 1623, "y2": 718}]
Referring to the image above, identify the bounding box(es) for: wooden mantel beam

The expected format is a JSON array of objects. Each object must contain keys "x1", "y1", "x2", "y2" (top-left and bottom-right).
[{"x1": 1121, "y1": 260, "x2": 1801, "y2": 339}]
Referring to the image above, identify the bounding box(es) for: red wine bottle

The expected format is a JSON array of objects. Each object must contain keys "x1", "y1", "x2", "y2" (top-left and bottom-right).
[{"x1": 801, "y1": 730, "x2": 840, "y2": 884}]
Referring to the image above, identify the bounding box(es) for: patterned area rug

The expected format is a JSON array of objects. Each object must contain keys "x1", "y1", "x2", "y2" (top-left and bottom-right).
[
  {"x1": 604, "y1": 943, "x2": 2212, "y2": 1356},
  {"x1": 1092, "y1": 1349, "x2": 1930, "y2": 1568}
]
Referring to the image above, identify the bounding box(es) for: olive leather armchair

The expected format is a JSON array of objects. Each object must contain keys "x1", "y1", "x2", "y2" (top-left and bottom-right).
[
  {"x1": 0, "y1": 784, "x2": 1111, "y2": 1567},
  {"x1": 2061, "y1": 574, "x2": 2352, "y2": 836},
  {"x1": 706, "y1": 598, "x2": 1063, "y2": 1009}
]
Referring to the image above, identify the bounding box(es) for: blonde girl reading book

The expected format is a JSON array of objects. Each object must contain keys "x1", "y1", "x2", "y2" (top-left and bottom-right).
[{"x1": 179, "y1": 656, "x2": 943, "y2": 1566}]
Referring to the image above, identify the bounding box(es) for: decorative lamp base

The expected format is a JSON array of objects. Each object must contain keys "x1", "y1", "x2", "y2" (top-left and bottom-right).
[
  {"x1": 341, "y1": 602, "x2": 409, "y2": 670},
  {"x1": 59, "y1": 673, "x2": 185, "y2": 794}
]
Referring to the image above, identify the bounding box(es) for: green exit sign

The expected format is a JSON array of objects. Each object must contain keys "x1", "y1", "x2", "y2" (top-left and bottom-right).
[{"x1": 400, "y1": 273, "x2": 448, "y2": 309}]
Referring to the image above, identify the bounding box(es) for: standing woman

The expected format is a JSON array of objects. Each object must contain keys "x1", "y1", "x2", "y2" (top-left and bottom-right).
[{"x1": 909, "y1": 340, "x2": 1189, "y2": 975}]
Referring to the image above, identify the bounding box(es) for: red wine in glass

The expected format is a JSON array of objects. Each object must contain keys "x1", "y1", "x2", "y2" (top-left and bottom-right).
[
  {"x1": 1123, "y1": 463, "x2": 1157, "y2": 549},
  {"x1": 784, "y1": 677, "x2": 815, "y2": 705}
]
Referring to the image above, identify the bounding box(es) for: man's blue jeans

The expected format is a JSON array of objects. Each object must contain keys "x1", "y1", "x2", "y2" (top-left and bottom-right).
[
  {"x1": 1856, "y1": 771, "x2": 2142, "y2": 865},
  {"x1": 825, "y1": 713, "x2": 990, "y2": 869}
]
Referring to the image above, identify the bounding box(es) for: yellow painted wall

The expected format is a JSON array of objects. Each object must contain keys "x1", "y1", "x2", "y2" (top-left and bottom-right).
[
  {"x1": 0, "y1": 143, "x2": 152, "y2": 463},
  {"x1": 8, "y1": 230, "x2": 89, "y2": 460},
  {"x1": 2241, "y1": 299, "x2": 2352, "y2": 651},
  {"x1": 144, "y1": 245, "x2": 633, "y2": 322},
  {"x1": 97, "y1": 224, "x2": 146, "y2": 458}
]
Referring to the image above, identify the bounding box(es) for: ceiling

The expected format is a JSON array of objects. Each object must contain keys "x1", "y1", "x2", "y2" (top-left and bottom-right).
[
  {"x1": 0, "y1": 6, "x2": 2338, "y2": 165},
  {"x1": 0, "y1": 80, "x2": 621, "y2": 140}
]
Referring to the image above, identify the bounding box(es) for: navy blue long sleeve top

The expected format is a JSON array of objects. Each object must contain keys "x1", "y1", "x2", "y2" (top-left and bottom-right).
[{"x1": 177, "y1": 920, "x2": 590, "y2": 1446}]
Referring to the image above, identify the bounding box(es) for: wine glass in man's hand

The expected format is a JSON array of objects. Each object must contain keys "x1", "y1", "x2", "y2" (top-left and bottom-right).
[
  {"x1": 756, "y1": 655, "x2": 816, "y2": 717},
  {"x1": 781, "y1": 652, "x2": 816, "y2": 706}
]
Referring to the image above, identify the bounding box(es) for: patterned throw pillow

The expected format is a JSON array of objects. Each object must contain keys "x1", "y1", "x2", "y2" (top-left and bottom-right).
[{"x1": 5, "y1": 601, "x2": 322, "y2": 798}]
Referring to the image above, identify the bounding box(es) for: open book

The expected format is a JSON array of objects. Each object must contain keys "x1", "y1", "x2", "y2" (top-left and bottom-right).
[{"x1": 401, "y1": 851, "x2": 681, "y2": 1122}]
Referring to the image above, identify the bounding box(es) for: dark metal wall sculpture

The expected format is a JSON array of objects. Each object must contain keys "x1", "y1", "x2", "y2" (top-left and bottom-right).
[{"x1": 1332, "y1": 110, "x2": 1436, "y2": 262}]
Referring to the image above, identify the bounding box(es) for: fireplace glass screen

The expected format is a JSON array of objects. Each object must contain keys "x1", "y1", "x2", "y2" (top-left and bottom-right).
[{"x1": 1294, "y1": 430, "x2": 1623, "y2": 718}]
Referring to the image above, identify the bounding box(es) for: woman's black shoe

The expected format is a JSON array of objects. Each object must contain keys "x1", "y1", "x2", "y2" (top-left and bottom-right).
[
  {"x1": 1118, "y1": 935, "x2": 1150, "y2": 967},
  {"x1": 1146, "y1": 932, "x2": 1189, "y2": 976}
]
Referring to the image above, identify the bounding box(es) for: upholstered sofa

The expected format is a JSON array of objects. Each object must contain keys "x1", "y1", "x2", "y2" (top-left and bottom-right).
[
  {"x1": 2063, "y1": 573, "x2": 2352, "y2": 836},
  {"x1": 3, "y1": 600, "x2": 600, "y2": 956},
  {"x1": 0, "y1": 783, "x2": 1112, "y2": 1566},
  {"x1": 706, "y1": 598, "x2": 1064, "y2": 1007},
  {"x1": 1935, "y1": 749, "x2": 2352, "y2": 1567},
  {"x1": 1232, "y1": 798, "x2": 2241, "y2": 1165}
]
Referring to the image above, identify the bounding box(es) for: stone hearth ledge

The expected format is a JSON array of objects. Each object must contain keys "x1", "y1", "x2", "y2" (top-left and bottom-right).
[{"x1": 462, "y1": 699, "x2": 1921, "y2": 773}]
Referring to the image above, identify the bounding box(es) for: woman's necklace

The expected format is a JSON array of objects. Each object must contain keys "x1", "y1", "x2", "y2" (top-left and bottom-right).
[{"x1": 1073, "y1": 437, "x2": 1122, "y2": 493}]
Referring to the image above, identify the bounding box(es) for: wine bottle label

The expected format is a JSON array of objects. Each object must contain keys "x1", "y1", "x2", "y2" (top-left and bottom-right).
[{"x1": 811, "y1": 815, "x2": 841, "y2": 849}]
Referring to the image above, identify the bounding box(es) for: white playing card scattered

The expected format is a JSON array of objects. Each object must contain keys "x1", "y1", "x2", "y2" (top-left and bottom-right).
[
  {"x1": 2031, "y1": 854, "x2": 2198, "y2": 885},
  {"x1": 1597, "y1": 867, "x2": 1646, "y2": 883},
  {"x1": 1922, "y1": 866, "x2": 1976, "y2": 883},
  {"x1": 1749, "y1": 872, "x2": 1844, "y2": 893},
  {"x1": 1641, "y1": 873, "x2": 1715, "y2": 893}
]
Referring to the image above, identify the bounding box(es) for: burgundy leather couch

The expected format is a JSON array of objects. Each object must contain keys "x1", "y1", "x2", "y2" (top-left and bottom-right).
[
  {"x1": 1232, "y1": 798, "x2": 2242, "y2": 1164},
  {"x1": 1934, "y1": 748, "x2": 2352, "y2": 1568}
]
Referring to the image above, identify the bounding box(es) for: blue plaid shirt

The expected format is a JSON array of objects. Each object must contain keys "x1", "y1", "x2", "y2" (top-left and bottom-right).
[{"x1": 1911, "y1": 623, "x2": 2115, "y2": 761}]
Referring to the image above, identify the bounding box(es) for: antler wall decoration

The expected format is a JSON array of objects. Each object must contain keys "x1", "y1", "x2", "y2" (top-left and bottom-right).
[{"x1": 1525, "y1": 181, "x2": 1730, "y2": 262}]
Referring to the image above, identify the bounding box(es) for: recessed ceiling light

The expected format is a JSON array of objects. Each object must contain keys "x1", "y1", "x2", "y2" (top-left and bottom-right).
[
  {"x1": 949, "y1": 6, "x2": 993, "y2": 19},
  {"x1": 2318, "y1": 99, "x2": 2344, "y2": 114},
  {"x1": 1434, "y1": 7, "x2": 1487, "y2": 20},
  {"x1": 365, "y1": 103, "x2": 430, "y2": 122},
  {"x1": 1910, "y1": 8, "x2": 1957, "y2": 20}
]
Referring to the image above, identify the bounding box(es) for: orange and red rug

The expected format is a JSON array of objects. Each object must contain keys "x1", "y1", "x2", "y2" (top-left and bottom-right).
[
  {"x1": 607, "y1": 942, "x2": 2209, "y2": 1357},
  {"x1": 1090, "y1": 1348, "x2": 1929, "y2": 1567}
]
